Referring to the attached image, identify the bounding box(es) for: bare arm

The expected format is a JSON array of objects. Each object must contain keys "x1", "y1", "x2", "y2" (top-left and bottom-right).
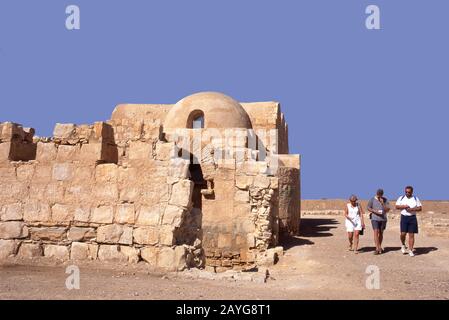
[
  {"x1": 407, "y1": 206, "x2": 422, "y2": 213},
  {"x1": 367, "y1": 198, "x2": 384, "y2": 217}
]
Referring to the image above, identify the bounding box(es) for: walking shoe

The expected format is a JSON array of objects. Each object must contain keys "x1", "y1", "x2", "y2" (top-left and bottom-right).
[
  {"x1": 409, "y1": 250, "x2": 415, "y2": 257},
  {"x1": 401, "y1": 245, "x2": 407, "y2": 254}
]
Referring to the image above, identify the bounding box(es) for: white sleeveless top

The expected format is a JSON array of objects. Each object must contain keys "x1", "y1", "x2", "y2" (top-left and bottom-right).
[{"x1": 347, "y1": 203, "x2": 360, "y2": 219}]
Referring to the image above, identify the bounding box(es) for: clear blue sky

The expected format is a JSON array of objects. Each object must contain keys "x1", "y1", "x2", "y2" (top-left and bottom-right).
[{"x1": 1, "y1": 1, "x2": 448, "y2": 200}]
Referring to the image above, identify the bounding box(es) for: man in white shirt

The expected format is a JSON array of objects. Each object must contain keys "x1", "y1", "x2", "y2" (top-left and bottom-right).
[{"x1": 395, "y1": 186, "x2": 422, "y2": 257}]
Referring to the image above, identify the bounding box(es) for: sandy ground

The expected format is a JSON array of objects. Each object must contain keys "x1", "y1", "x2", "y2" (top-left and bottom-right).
[{"x1": 1, "y1": 215, "x2": 448, "y2": 300}]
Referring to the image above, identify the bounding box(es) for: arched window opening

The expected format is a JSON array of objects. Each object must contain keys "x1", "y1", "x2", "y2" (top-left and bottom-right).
[
  {"x1": 188, "y1": 110, "x2": 205, "y2": 129},
  {"x1": 192, "y1": 115, "x2": 204, "y2": 129}
]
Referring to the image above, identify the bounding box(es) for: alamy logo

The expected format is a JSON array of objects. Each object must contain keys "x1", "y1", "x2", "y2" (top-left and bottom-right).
[
  {"x1": 66, "y1": 5, "x2": 80, "y2": 30},
  {"x1": 365, "y1": 265, "x2": 380, "y2": 289},
  {"x1": 65, "y1": 265, "x2": 80, "y2": 290},
  {"x1": 365, "y1": 5, "x2": 381, "y2": 30}
]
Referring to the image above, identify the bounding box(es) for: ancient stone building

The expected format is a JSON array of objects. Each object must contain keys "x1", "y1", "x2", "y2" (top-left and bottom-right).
[{"x1": 0, "y1": 92, "x2": 300, "y2": 272}]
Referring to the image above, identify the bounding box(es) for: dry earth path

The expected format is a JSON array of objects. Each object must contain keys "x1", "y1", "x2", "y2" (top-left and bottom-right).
[{"x1": 1, "y1": 215, "x2": 448, "y2": 299}]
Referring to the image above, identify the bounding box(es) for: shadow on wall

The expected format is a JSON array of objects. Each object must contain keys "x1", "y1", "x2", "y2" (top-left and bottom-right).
[{"x1": 298, "y1": 218, "x2": 338, "y2": 238}]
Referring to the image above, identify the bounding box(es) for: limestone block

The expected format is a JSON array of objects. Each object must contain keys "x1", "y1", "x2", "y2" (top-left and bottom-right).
[
  {"x1": 0, "y1": 167, "x2": 16, "y2": 180},
  {"x1": 161, "y1": 205, "x2": 184, "y2": 227},
  {"x1": 234, "y1": 190, "x2": 250, "y2": 203},
  {"x1": 94, "y1": 183, "x2": 119, "y2": 202},
  {"x1": 51, "y1": 204, "x2": 74, "y2": 223},
  {"x1": 97, "y1": 245, "x2": 127, "y2": 262},
  {"x1": 235, "y1": 175, "x2": 253, "y2": 190},
  {"x1": 32, "y1": 165, "x2": 52, "y2": 182},
  {"x1": 44, "y1": 245, "x2": 69, "y2": 261},
  {"x1": 16, "y1": 165, "x2": 35, "y2": 181},
  {"x1": 23, "y1": 201, "x2": 51, "y2": 222},
  {"x1": 17, "y1": 243, "x2": 43, "y2": 258},
  {"x1": 36, "y1": 142, "x2": 57, "y2": 162},
  {"x1": 155, "y1": 142, "x2": 175, "y2": 161},
  {"x1": 53, "y1": 123, "x2": 75, "y2": 139},
  {"x1": 237, "y1": 218, "x2": 255, "y2": 234},
  {"x1": 141, "y1": 184, "x2": 169, "y2": 205},
  {"x1": 167, "y1": 158, "x2": 190, "y2": 180},
  {"x1": 0, "y1": 221, "x2": 29, "y2": 239},
  {"x1": 67, "y1": 227, "x2": 96, "y2": 241},
  {"x1": 120, "y1": 246, "x2": 140, "y2": 263},
  {"x1": 233, "y1": 203, "x2": 252, "y2": 219},
  {"x1": 140, "y1": 246, "x2": 159, "y2": 266},
  {"x1": 65, "y1": 184, "x2": 92, "y2": 202},
  {"x1": 133, "y1": 226, "x2": 159, "y2": 245},
  {"x1": 79, "y1": 143, "x2": 102, "y2": 162},
  {"x1": 118, "y1": 225, "x2": 133, "y2": 245},
  {"x1": 247, "y1": 233, "x2": 256, "y2": 248},
  {"x1": 97, "y1": 224, "x2": 133, "y2": 245},
  {"x1": 44, "y1": 183, "x2": 65, "y2": 203},
  {"x1": 157, "y1": 247, "x2": 176, "y2": 271},
  {"x1": 0, "y1": 203, "x2": 23, "y2": 221},
  {"x1": 91, "y1": 206, "x2": 114, "y2": 224},
  {"x1": 169, "y1": 180, "x2": 193, "y2": 208},
  {"x1": 95, "y1": 163, "x2": 118, "y2": 182},
  {"x1": 159, "y1": 225, "x2": 175, "y2": 246},
  {"x1": 0, "y1": 181, "x2": 28, "y2": 201},
  {"x1": 0, "y1": 239, "x2": 18, "y2": 258},
  {"x1": 217, "y1": 233, "x2": 233, "y2": 248},
  {"x1": 56, "y1": 145, "x2": 79, "y2": 161},
  {"x1": 128, "y1": 141, "x2": 152, "y2": 160},
  {"x1": 0, "y1": 143, "x2": 11, "y2": 162},
  {"x1": 70, "y1": 242, "x2": 98, "y2": 260},
  {"x1": 256, "y1": 248, "x2": 279, "y2": 267},
  {"x1": 253, "y1": 175, "x2": 271, "y2": 189},
  {"x1": 30, "y1": 227, "x2": 67, "y2": 241},
  {"x1": 74, "y1": 206, "x2": 91, "y2": 222},
  {"x1": 119, "y1": 187, "x2": 140, "y2": 203},
  {"x1": 136, "y1": 206, "x2": 160, "y2": 226},
  {"x1": 27, "y1": 183, "x2": 45, "y2": 200},
  {"x1": 174, "y1": 245, "x2": 188, "y2": 271},
  {"x1": 73, "y1": 166, "x2": 95, "y2": 183},
  {"x1": 52, "y1": 163, "x2": 73, "y2": 181},
  {"x1": 216, "y1": 181, "x2": 236, "y2": 203},
  {"x1": 115, "y1": 204, "x2": 135, "y2": 224}
]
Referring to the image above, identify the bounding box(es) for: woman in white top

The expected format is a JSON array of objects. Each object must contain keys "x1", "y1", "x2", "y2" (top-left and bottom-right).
[{"x1": 344, "y1": 195, "x2": 366, "y2": 253}]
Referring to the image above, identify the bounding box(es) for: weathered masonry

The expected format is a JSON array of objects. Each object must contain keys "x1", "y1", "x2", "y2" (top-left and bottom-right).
[{"x1": 0, "y1": 92, "x2": 300, "y2": 272}]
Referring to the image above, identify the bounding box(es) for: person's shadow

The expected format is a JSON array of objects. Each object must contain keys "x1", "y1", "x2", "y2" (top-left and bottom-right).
[{"x1": 358, "y1": 246, "x2": 438, "y2": 255}]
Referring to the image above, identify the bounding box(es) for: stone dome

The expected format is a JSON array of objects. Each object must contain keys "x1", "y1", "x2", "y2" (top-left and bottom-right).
[{"x1": 164, "y1": 92, "x2": 252, "y2": 129}]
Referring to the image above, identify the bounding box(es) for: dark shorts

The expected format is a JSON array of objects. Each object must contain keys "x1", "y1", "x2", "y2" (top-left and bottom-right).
[
  {"x1": 371, "y1": 220, "x2": 387, "y2": 230},
  {"x1": 400, "y1": 215, "x2": 419, "y2": 234}
]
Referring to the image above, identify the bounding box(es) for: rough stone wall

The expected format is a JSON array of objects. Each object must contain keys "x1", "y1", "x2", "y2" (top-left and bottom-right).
[
  {"x1": 277, "y1": 155, "x2": 301, "y2": 235},
  {"x1": 241, "y1": 102, "x2": 289, "y2": 154},
  {"x1": 1, "y1": 99, "x2": 300, "y2": 272},
  {"x1": 0, "y1": 121, "x2": 200, "y2": 271},
  {"x1": 161, "y1": 127, "x2": 282, "y2": 270},
  {"x1": 0, "y1": 122, "x2": 37, "y2": 161}
]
